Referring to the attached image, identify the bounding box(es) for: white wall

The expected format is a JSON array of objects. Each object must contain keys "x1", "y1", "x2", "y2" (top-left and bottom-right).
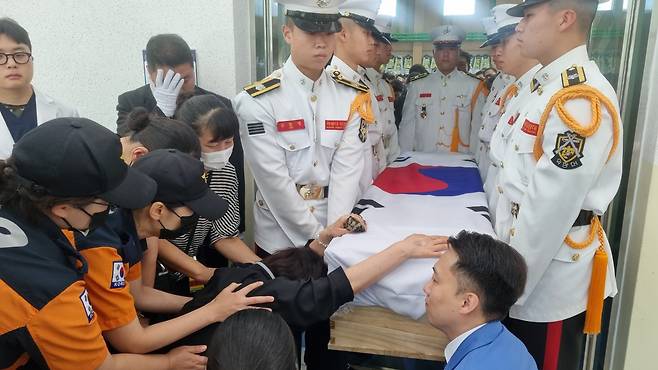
[{"x1": 2, "y1": 0, "x2": 255, "y2": 130}]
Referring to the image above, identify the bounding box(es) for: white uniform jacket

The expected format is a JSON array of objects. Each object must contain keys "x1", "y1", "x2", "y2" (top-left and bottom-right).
[
  {"x1": 328, "y1": 56, "x2": 383, "y2": 191},
  {"x1": 0, "y1": 89, "x2": 79, "y2": 159},
  {"x1": 475, "y1": 74, "x2": 516, "y2": 180},
  {"x1": 365, "y1": 68, "x2": 400, "y2": 165},
  {"x1": 485, "y1": 65, "x2": 541, "y2": 227},
  {"x1": 496, "y1": 46, "x2": 621, "y2": 322},
  {"x1": 234, "y1": 58, "x2": 366, "y2": 254},
  {"x1": 399, "y1": 69, "x2": 486, "y2": 153}
]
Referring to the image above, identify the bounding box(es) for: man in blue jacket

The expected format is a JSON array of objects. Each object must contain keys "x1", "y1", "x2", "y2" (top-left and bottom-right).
[{"x1": 423, "y1": 231, "x2": 537, "y2": 370}]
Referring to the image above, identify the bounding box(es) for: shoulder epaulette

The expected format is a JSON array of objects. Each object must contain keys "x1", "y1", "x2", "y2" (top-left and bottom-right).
[
  {"x1": 561, "y1": 65, "x2": 587, "y2": 88},
  {"x1": 409, "y1": 72, "x2": 429, "y2": 82},
  {"x1": 244, "y1": 75, "x2": 281, "y2": 98},
  {"x1": 330, "y1": 70, "x2": 369, "y2": 93}
]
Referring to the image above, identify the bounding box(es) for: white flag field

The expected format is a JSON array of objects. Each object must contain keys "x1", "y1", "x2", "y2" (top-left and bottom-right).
[{"x1": 325, "y1": 152, "x2": 495, "y2": 319}]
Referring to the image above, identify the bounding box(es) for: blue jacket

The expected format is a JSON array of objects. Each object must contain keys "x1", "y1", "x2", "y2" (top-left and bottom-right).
[{"x1": 445, "y1": 321, "x2": 537, "y2": 370}]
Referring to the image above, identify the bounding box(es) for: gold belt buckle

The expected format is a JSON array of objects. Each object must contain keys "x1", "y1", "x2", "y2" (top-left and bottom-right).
[{"x1": 297, "y1": 184, "x2": 324, "y2": 200}]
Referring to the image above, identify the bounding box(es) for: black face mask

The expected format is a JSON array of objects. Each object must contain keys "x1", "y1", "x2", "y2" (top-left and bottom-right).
[
  {"x1": 158, "y1": 207, "x2": 199, "y2": 240},
  {"x1": 63, "y1": 204, "x2": 110, "y2": 236}
]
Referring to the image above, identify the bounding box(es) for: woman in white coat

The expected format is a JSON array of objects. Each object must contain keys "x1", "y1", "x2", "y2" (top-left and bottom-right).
[{"x1": 0, "y1": 18, "x2": 77, "y2": 159}]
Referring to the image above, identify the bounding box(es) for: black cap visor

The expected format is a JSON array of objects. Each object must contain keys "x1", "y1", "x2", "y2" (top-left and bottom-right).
[
  {"x1": 481, "y1": 24, "x2": 518, "y2": 48},
  {"x1": 507, "y1": 0, "x2": 549, "y2": 17},
  {"x1": 288, "y1": 11, "x2": 342, "y2": 33},
  {"x1": 184, "y1": 188, "x2": 229, "y2": 220},
  {"x1": 100, "y1": 167, "x2": 157, "y2": 209}
]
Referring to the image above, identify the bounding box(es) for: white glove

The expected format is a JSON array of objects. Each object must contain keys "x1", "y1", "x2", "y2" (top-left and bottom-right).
[{"x1": 149, "y1": 69, "x2": 184, "y2": 117}]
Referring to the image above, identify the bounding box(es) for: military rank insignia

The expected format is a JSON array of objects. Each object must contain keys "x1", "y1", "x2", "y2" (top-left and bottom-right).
[
  {"x1": 561, "y1": 65, "x2": 587, "y2": 88},
  {"x1": 359, "y1": 119, "x2": 368, "y2": 143},
  {"x1": 551, "y1": 130, "x2": 586, "y2": 170},
  {"x1": 420, "y1": 104, "x2": 428, "y2": 119}
]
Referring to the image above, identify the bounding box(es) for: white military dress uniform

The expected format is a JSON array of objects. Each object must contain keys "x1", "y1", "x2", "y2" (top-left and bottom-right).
[
  {"x1": 475, "y1": 7, "x2": 519, "y2": 179},
  {"x1": 328, "y1": 56, "x2": 382, "y2": 192},
  {"x1": 235, "y1": 0, "x2": 368, "y2": 254},
  {"x1": 365, "y1": 67, "x2": 400, "y2": 164},
  {"x1": 399, "y1": 69, "x2": 484, "y2": 153},
  {"x1": 399, "y1": 26, "x2": 486, "y2": 154},
  {"x1": 496, "y1": 45, "x2": 621, "y2": 322},
  {"x1": 485, "y1": 63, "x2": 541, "y2": 229}
]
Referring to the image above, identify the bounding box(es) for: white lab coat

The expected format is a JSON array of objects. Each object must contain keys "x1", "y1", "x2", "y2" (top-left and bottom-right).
[{"x1": 0, "y1": 89, "x2": 78, "y2": 159}]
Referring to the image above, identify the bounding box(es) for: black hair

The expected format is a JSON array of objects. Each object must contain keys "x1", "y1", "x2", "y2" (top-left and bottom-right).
[
  {"x1": 207, "y1": 310, "x2": 296, "y2": 370},
  {"x1": 549, "y1": 0, "x2": 598, "y2": 34},
  {"x1": 177, "y1": 95, "x2": 238, "y2": 142},
  {"x1": 145, "y1": 34, "x2": 193, "y2": 72},
  {"x1": 123, "y1": 108, "x2": 201, "y2": 159},
  {"x1": 448, "y1": 231, "x2": 527, "y2": 321},
  {"x1": 262, "y1": 246, "x2": 328, "y2": 280},
  {"x1": 0, "y1": 159, "x2": 94, "y2": 223},
  {"x1": 0, "y1": 18, "x2": 32, "y2": 51}
]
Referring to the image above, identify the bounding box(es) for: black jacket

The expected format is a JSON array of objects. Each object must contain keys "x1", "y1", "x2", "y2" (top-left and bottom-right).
[
  {"x1": 173, "y1": 263, "x2": 354, "y2": 347},
  {"x1": 115, "y1": 85, "x2": 245, "y2": 233}
]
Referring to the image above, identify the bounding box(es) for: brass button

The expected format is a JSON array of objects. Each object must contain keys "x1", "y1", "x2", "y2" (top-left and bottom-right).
[
  {"x1": 497, "y1": 186, "x2": 503, "y2": 194},
  {"x1": 289, "y1": 144, "x2": 296, "y2": 150},
  {"x1": 538, "y1": 87, "x2": 544, "y2": 95},
  {"x1": 571, "y1": 253, "x2": 580, "y2": 262},
  {"x1": 440, "y1": 112, "x2": 445, "y2": 116},
  {"x1": 309, "y1": 206, "x2": 315, "y2": 213},
  {"x1": 510, "y1": 228, "x2": 515, "y2": 237},
  {"x1": 500, "y1": 162, "x2": 504, "y2": 168},
  {"x1": 514, "y1": 144, "x2": 519, "y2": 151},
  {"x1": 441, "y1": 96, "x2": 446, "y2": 101},
  {"x1": 313, "y1": 161, "x2": 318, "y2": 167},
  {"x1": 310, "y1": 95, "x2": 317, "y2": 102},
  {"x1": 258, "y1": 200, "x2": 264, "y2": 206}
]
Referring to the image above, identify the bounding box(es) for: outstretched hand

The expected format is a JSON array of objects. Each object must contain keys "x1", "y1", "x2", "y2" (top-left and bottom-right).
[
  {"x1": 209, "y1": 281, "x2": 274, "y2": 322},
  {"x1": 394, "y1": 234, "x2": 449, "y2": 259}
]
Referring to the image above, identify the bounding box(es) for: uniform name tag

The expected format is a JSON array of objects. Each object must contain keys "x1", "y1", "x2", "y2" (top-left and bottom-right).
[
  {"x1": 325, "y1": 120, "x2": 346, "y2": 130},
  {"x1": 277, "y1": 119, "x2": 305, "y2": 132},
  {"x1": 420, "y1": 93, "x2": 432, "y2": 98},
  {"x1": 521, "y1": 119, "x2": 539, "y2": 136},
  {"x1": 376, "y1": 95, "x2": 384, "y2": 102}
]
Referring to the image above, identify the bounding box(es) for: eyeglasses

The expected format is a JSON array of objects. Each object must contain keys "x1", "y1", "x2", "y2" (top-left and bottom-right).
[{"x1": 0, "y1": 52, "x2": 33, "y2": 65}]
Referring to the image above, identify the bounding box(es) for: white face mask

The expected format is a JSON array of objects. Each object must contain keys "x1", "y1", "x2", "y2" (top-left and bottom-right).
[{"x1": 201, "y1": 146, "x2": 233, "y2": 171}]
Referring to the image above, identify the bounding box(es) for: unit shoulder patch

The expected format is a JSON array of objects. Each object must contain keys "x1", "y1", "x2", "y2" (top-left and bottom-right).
[
  {"x1": 551, "y1": 130, "x2": 586, "y2": 170},
  {"x1": 244, "y1": 76, "x2": 281, "y2": 98},
  {"x1": 331, "y1": 70, "x2": 369, "y2": 93},
  {"x1": 561, "y1": 65, "x2": 587, "y2": 88},
  {"x1": 409, "y1": 72, "x2": 429, "y2": 82}
]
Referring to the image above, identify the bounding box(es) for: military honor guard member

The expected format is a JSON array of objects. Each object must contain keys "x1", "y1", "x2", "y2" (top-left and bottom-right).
[
  {"x1": 495, "y1": 1, "x2": 621, "y2": 369},
  {"x1": 366, "y1": 14, "x2": 401, "y2": 165},
  {"x1": 399, "y1": 25, "x2": 487, "y2": 154},
  {"x1": 327, "y1": 0, "x2": 383, "y2": 192},
  {"x1": 234, "y1": 0, "x2": 367, "y2": 255},
  {"x1": 475, "y1": 6, "x2": 519, "y2": 179},
  {"x1": 483, "y1": 7, "x2": 541, "y2": 229}
]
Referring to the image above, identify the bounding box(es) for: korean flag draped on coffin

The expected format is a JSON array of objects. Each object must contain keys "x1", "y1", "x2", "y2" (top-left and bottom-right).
[{"x1": 325, "y1": 152, "x2": 495, "y2": 319}]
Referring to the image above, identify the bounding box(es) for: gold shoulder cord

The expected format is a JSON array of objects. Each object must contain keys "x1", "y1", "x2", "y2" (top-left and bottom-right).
[{"x1": 533, "y1": 84, "x2": 621, "y2": 335}]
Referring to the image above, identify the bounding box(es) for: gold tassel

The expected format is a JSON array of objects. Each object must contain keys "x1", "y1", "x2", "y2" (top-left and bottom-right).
[
  {"x1": 565, "y1": 216, "x2": 608, "y2": 334},
  {"x1": 349, "y1": 91, "x2": 375, "y2": 124},
  {"x1": 584, "y1": 247, "x2": 607, "y2": 334},
  {"x1": 450, "y1": 108, "x2": 460, "y2": 152}
]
